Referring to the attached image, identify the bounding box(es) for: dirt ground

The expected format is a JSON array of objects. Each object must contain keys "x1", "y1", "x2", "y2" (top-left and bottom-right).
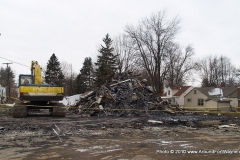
[{"x1": 1, "y1": 107, "x2": 240, "y2": 160}]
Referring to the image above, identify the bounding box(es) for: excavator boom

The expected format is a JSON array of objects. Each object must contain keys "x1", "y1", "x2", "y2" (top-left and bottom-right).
[{"x1": 31, "y1": 60, "x2": 43, "y2": 84}]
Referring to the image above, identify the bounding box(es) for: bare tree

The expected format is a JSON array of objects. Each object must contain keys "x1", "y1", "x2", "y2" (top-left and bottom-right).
[
  {"x1": 113, "y1": 35, "x2": 140, "y2": 73},
  {"x1": 218, "y1": 56, "x2": 237, "y2": 85},
  {"x1": 165, "y1": 42, "x2": 197, "y2": 86},
  {"x1": 198, "y1": 55, "x2": 237, "y2": 87},
  {"x1": 125, "y1": 11, "x2": 181, "y2": 94},
  {"x1": 61, "y1": 61, "x2": 72, "y2": 78},
  {"x1": 61, "y1": 61, "x2": 77, "y2": 96}
]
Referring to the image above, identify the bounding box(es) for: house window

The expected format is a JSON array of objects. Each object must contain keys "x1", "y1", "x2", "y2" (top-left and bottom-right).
[
  {"x1": 198, "y1": 99, "x2": 204, "y2": 106},
  {"x1": 187, "y1": 98, "x2": 191, "y2": 102},
  {"x1": 194, "y1": 90, "x2": 197, "y2": 94},
  {"x1": 168, "y1": 90, "x2": 170, "y2": 95}
]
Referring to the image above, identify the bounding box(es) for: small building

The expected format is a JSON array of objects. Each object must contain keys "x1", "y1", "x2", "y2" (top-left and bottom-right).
[
  {"x1": 174, "y1": 86, "x2": 193, "y2": 108},
  {"x1": 184, "y1": 87, "x2": 238, "y2": 112},
  {"x1": 161, "y1": 86, "x2": 193, "y2": 107},
  {"x1": 161, "y1": 86, "x2": 181, "y2": 105},
  {"x1": 0, "y1": 85, "x2": 6, "y2": 104}
]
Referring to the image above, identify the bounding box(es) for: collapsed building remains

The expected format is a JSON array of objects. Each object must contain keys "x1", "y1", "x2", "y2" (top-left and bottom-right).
[{"x1": 68, "y1": 71, "x2": 174, "y2": 116}]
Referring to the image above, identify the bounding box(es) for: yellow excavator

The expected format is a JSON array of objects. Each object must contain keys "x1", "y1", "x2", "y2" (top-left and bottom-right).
[{"x1": 13, "y1": 61, "x2": 65, "y2": 118}]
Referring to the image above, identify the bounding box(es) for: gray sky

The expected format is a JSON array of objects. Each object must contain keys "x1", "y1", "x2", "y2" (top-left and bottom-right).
[{"x1": 0, "y1": 0, "x2": 240, "y2": 85}]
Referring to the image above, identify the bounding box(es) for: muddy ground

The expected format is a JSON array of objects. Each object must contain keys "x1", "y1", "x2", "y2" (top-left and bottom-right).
[{"x1": 1, "y1": 107, "x2": 240, "y2": 160}]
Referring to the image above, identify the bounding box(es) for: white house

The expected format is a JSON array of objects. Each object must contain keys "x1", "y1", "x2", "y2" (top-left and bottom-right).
[
  {"x1": 184, "y1": 87, "x2": 238, "y2": 111},
  {"x1": 0, "y1": 85, "x2": 6, "y2": 103},
  {"x1": 161, "y1": 86, "x2": 193, "y2": 107},
  {"x1": 173, "y1": 86, "x2": 193, "y2": 108}
]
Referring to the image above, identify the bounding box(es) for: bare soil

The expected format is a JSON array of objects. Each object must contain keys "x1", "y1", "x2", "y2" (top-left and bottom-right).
[{"x1": 1, "y1": 107, "x2": 240, "y2": 160}]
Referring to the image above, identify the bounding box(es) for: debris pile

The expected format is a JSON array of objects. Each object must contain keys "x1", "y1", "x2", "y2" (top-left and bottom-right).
[{"x1": 69, "y1": 71, "x2": 173, "y2": 116}]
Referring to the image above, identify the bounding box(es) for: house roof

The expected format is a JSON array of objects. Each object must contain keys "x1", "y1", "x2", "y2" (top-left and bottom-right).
[
  {"x1": 160, "y1": 86, "x2": 181, "y2": 97},
  {"x1": 222, "y1": 87, "x2": 238, "y2": 98},
  {"x1": 169, "y1": 86, "x2": 181, "y2": 90},
  {"x1": 160, "y1": 92, "x2": 167, "y2": 97},
  {"x1": 173, "y1": 86, "x2": 191, "y2": 96},
  {"x1": 230, "y1": 90, "x2": 239, "y2": 98},
  {"x1": 193, "y1": 87, "x2": 237, "y2": 97}
]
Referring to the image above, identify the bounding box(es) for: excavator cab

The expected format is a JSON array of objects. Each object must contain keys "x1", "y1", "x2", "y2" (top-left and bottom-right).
[{"x1": 19, "y1": 75, "x2": 33, "y2": 86}]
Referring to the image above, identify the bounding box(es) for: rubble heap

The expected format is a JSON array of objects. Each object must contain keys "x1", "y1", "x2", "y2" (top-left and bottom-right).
[{"x1": 70, "y1": 71, "x2": 173, "y2": 116}]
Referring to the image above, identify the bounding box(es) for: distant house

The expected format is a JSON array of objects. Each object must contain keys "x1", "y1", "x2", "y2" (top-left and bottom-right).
[
  {"x1": 174, "y1": 86, "x2": 193, "y2": 108},
  {"x1": 0, "y1": 85, "x2": 6, "y2": 103},
  {"x1": 161, "y1": 86, "x2": 193, "y2": 107},
  {"x1": 161, "y1": 86, "x2": 181, "y2": 105},
  {"x1": 228, "y1": 88, "x2": 239, "y2": 111},
  {"x1": 184, "y1": 87, "x2": 238, "y2": 112}
]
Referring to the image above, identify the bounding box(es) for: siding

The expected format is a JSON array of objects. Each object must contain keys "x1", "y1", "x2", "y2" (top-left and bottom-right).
[
  {"x1": 205, "y1": 100, "x2": 218, "y2": 110},
  {"x1": 184, "y1": 89, "x2": 208, "y2": 110},
  {"x1": 175, "y1": 87, "x2": 193, "y2": 107},
  {"x1": 218, "y1": 102, "x2": 230, "y2": 112},
  {"x1": 230, "y1": 98, "x2": 238, "y2": 111}
]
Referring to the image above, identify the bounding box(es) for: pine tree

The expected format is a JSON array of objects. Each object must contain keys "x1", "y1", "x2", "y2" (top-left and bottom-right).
[
  {"x1": 0, "y1": 66, "x2": 15, "y2": 88},
  {"x1": 74, "y1": 57, "x2": 93, "y2": 94},
  {"x1": 95, "y1": 34, "x2": 118, "y2": 87},
  {"x1": 74, "y1": 74, "x2": 87, "y2": 94},
  {"x1": 0, "y1": 66, "x2": 17, "y2": 103},
  {"x1": 80, "y1": 57, "x2": 93, "y2": 89},
  {"x1": 45, "y1": 53, "x2": 64, "y2": 86}
]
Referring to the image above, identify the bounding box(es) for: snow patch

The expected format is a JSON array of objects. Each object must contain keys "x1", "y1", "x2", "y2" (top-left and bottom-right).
[
  {"x1": 208, "y1": 88, "x2": 223, "y2": 97},
  {"x1": 59, "y1": 94, "x2": 81, "y2": 106}
]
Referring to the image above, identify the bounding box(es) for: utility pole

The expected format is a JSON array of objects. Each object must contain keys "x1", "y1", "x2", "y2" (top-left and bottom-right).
[
  {"x1": 70, "y1": 63, "x2": 73, "y2": 96},
  {"x1": 2, "y1": 62, "x2": 12, "y2": 103}
]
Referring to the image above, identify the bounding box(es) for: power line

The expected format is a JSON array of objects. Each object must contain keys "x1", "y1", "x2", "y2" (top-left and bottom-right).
[{"x1": 0, "y1": 56, "x2": 30, "y2": 68}]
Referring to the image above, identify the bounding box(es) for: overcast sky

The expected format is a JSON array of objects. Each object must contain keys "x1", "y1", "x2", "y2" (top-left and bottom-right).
[{"x1": 0, "y1": 0, "x2": 239, "y2": 86}]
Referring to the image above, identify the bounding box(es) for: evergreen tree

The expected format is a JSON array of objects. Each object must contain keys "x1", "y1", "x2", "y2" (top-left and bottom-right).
[
  {"x1": 0, "y1": 66, "x2": 15, "y2": 87},
  {"x1": 80, "y1": 57, "x2": 93, "y2": 89},
  {"x1": 45, "y1": 53, "x2": 64, "y2": 86},
  {"x1": 74, "y1": 74, "x2": 86, "y2": 94},
  {"x1": 0, "y1": 66, "x2": 17, "y2": 103},
  {"x1": 74, "y1": 57, "x2": 93, "y2": 94},
  {"x1": 95, "y1": 34, "x2": 118, "y2": 87}
]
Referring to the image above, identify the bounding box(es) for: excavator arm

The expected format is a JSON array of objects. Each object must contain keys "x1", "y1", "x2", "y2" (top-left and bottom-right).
[{"x1": 31, "y1": 61, "x2": 43, "y2": 84}]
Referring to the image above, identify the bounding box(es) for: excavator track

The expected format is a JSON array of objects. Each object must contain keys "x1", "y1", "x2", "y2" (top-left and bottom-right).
[
  {"x1": 13, "y1": 105, "x2": 28, "y2": 118},
  {"x1": 12, "y1": 102, "x2": 66, "y2": 118},
  {"x1": 52, "y1": 106, "x2": 66, "y2": 117},
  {"x1": 51, "y1": 103, "x2": 66, "y2": 117}
]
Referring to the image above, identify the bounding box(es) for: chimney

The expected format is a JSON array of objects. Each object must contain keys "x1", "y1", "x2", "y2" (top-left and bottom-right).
[{"x1": 220, "y1": 82, "x2": 225, "y2": 87}]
